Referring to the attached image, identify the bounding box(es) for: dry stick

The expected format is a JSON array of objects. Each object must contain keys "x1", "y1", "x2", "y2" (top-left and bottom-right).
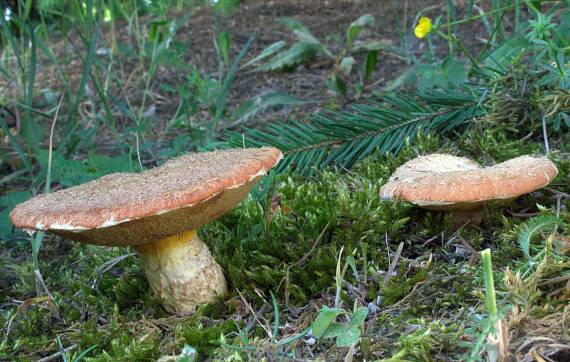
[
  {"x1": 459, "y1": 237, "x2": 481, "y2": 261},
  {"x1": 542, "y1": 113, "x2": 550, "y2": 154},
  {"x1": 544, "y1": 187, "x2": 570, "y2": 199},
  {"x1": 135, "y1": 131, "x2": 143, "y2": 171},
  {"x1": 420, "y1": 234, "x2": 440, "y2": 247},
  {"x1": 3, "y1": 296, "x2": 51, "y2": 345},
  {"x1": 344, "y1": 343, "x2": 356, "y2": 362},
  {"x1": 4, "y1": 96, "x2": 63, "y2": 342},
  {"x1": 37, "y1": 344, "x2": 77, "y2": 362},
  {"x1": 0, "y1": 169, "x2": 28, "y2": 186},
  {"x1": 236, "y1": 289, "x2": 273, "y2": 339},
  {"x1": 90, "y1": 253, "x2": 136, "y2": 290},
  {"x1": 383, "y1": 242, "x2": 404, "y2": 287},
  {"x1": 33, "y1": 97, "x2": 64, "y2": 318},
  {"x1": 46, "y1": 96, "x2": 64, "y2": 192}
]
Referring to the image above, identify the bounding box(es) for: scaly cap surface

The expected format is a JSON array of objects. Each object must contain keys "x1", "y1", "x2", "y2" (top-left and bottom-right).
[{"x1": 10, "y1": 147, "x2": 282, "y2": 245}]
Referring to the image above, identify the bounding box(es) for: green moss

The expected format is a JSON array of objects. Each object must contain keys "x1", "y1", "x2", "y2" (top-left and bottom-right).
[
  {"x1": 1, "y1": 124, "x2": 568, "y2": 360},
  {"x1": 176, "y1": 318, "x2": 237, "y2": 359}
]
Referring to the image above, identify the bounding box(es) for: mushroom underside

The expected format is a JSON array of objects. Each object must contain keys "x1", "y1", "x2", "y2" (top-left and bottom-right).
[
  {"x1": 419, "y1": 198, "x2": 518, "y2": 226},
  {"x1": 50, "y1": 178, "x2": 259, "y2": 246}
]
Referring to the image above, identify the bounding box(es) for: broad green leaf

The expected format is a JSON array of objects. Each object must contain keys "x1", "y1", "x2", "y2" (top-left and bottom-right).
[
  {"x1": 310, "y1": 306, "x2": 341, "y2": 338},
  {"x1": 0, "y1": 192, "x2": 31, "y2": 208},
  {"x1": 348, "y1": 307, "x2": 368, "y2": 329},
  {"x1": 482, "y1": 34, "x2": 529, "y2": 70},
  {"x1": 364, "y1": 50, "x2": 378, "y2": 82},
  {"x1": 88, "y1": 153, "x2": 133, "y2": 175},
  {"x1": 58, "y1": 159, "x2": 92, "y2": 187},
  {"x1": 243, "y1": 41, "x2": 287, "y2": 68},
  {"x1": 259, "y1": 42, "x2": 321, "y2": 72},
  {"x1": 347, "y1": 14, "x2": 374, "y2": 50},
  {"x1": 335, "y1": 328, "x2": 360, "y2": 347},
  {"x1": 35, "y1": 149, "x2": 66, "y2": 185},
  {"x1": 0, "y1": 191, "x2": 32, "y2": 239},
  {"x1": 321, "y1": 323, "x2": 345, "y2": 339},
  {"x1": 417, "y1": 57, "x2": 467, "y2": 91}
]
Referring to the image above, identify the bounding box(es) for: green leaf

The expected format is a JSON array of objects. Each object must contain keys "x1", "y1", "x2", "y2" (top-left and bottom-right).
[
  {"x1": 348, "y1": 307, "x2": 368, "y2": 329},
  {"x1": 232, "y1": 93, "x2": 310, "y2": 125},
  {"x1": 0, "y1": 192, "x2": 31, "y2": 209},
  {"x1": 517, "y1": 215, "x2": 562, "y2": 258},
  {"x1": 321, "y1": 323, "x2": 345, "y2": 339},
  {"x1": 482, "y1": 34, "x2": 529, "y2": 71},
  {"x1": 328, "y1": 73, "x2": 348, "y2": 98},
  {"x1": 353, "y1": 40, "x2": 390, "y2": 51},
  {"x1": 363, "y1": 50, "x2": 378, "y2": 82},
  {"x1": 242, "y1": 41, "x2": 287, "y2": 68},
  {"x1": 0, "y1": 191, "x2": 32, "y2": 240},
  {"x1": 310, "y1": 306, "x2": 342, "y2": 339},
  {"x1": 276, "y1": 18, "x2": 321, "y2": 45},
  {"x1": 259, "y1": 42, "x2": 321, "y2": 72},
  {"x1": 347, "y1": 14, "x2": 374, "y2": 50},
  {"x1": 211, "y1": 34, "x2": 255, "y2": 137},
  {"x1": 417, "y1": 57, "x2": 467, "y2": 91},
  {"x1": 218, "y1": 30, "x2": 231, "y2": 68},
  {"x1": 0, "y1": 116, "x2": 30, "y2": 171},
  {"x1": 335, "y1": 328, "x2": 360, "y2": 347},
  {"x1": 339, "y1": 56, "x2": 355, "y2": 76},
  {"x1": 88, "y1": 153, "x2": 133, "y2": 175}
]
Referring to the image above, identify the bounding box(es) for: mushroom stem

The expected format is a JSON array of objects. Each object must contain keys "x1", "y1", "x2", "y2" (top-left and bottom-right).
[{"x1": 136, "y1": 229, "x2": 227, "y2": 315}]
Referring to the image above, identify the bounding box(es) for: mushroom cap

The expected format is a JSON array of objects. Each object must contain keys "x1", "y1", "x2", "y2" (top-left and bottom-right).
[
  {"x1": 379, "y1": 154, "x2": 558, "y2": 210},
  {"x1": 10, "y1": 147, "x2": 282, "y2": 246}
]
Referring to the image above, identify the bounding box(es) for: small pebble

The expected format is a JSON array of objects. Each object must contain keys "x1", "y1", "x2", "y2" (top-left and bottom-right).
[
  {"x1": 367, "y1": 302, "x2": 379, "y2": 314},
  {"x1": 304, "y1": 337, "x2": 316, "y2": 346}
]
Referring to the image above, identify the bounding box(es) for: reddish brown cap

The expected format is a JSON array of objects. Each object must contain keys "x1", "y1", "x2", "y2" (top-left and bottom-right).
[
  {"x1": 10, "y1": 147, "x2": 282, "y2": 246},
  {"x1": 380, "y1": 154, "x2": 558, "y2": 210}
]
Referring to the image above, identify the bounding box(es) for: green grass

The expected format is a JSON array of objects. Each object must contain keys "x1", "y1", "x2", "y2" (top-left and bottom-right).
[{"x1": 1, "y1": 128, "x2": 568, "y2": 360}]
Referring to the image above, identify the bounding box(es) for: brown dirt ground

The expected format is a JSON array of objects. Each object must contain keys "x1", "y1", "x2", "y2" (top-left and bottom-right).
[{"x1": 1, "y1": 0, "x2": 509, "y2": 153}]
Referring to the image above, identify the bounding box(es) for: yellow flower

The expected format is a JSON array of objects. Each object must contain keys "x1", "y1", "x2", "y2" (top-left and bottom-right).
[{"x1": 414, "y1": 17, "x2": 432, "y2": 39}]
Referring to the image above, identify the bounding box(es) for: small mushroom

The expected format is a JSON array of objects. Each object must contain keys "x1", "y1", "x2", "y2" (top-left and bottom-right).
[
  {"x1": 380, "y1": 154, "x2": 558, "y2": 225},
  {"x1": 10, "y1": 147, "x2": 282, "y2": 315}
]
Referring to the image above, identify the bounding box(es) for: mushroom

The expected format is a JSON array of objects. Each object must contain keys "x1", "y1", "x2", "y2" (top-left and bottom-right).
[
  {"x1": 10, "y1": 147, "x2": 282, "y2": 315},
  {"x1": 379, "y1": 154, "x2": 558, "y2": 225}
]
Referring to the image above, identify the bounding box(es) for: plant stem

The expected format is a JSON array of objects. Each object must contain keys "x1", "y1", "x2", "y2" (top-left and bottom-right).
[
  {"x1": 481, "y1": 248, "x2": 497, "y2": 318},
  {"x1": 444, "y1": 2, "x2": 519, "y2": 27}
]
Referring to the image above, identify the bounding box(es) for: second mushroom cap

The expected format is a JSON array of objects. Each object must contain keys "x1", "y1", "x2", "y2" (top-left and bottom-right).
[{"x1": 379, "y1": 154, "x2": 558, "y2": 210}]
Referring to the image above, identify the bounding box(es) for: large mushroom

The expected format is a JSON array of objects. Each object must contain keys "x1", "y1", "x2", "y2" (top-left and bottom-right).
[
  {"x1": 10, "y1": 147, "x2": 282, "y2": 315},
  {"x1": 380, "y1": 154, "x2": 558, "y2": 224}
]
